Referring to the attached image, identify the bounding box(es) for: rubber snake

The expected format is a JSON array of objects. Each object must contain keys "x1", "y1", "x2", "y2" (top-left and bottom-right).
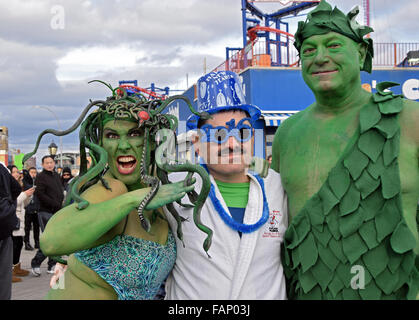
[{"x1": 154, "y1": 128, "x2": 213, "y2": 257}]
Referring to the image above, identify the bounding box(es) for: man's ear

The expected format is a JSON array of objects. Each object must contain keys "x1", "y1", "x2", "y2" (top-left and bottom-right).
[{"x1": 358, "y1": 43, "x2": 368, "y2": 70}]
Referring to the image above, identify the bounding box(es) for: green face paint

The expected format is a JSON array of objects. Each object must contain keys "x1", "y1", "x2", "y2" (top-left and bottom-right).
[
  {"x1": 301, "y1": 32, "x2": 364, "y2": 97},
  {"x1": 102, "y1": 119, "x2": 146, "y2": 189},
  {"x1": 294, "y1": 0, "x2": 374, "y2": 73}
]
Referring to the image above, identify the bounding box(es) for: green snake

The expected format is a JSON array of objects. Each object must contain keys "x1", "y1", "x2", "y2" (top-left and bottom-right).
[
  {"x1": 155, "y1": 128, "x2": 213, "y2": 257},
  {"x1": 23, "y1": 80, "x2": 214, "y2": 260}
]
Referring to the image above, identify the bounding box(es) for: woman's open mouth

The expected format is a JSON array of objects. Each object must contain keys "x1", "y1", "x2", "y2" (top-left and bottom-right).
[{"x1": 116, "y1": 155, "x2": 137, "y2": 175}]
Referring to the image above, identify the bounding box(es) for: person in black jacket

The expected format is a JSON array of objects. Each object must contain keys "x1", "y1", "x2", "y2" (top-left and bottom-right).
[
  {"x1": 30, "y1": 156, "x2": 64, "y2": 276},
  {"x1": 0, "y1": 162, "x2": 21, "y2": 300},
  {"x1": 22, "y1": 167, "x2": 40, "y2": 250}
]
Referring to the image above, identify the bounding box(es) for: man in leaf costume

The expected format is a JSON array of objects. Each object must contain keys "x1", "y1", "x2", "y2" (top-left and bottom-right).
[{"x1": 271, "y1": 0, "x2": 419, "y2": 299}]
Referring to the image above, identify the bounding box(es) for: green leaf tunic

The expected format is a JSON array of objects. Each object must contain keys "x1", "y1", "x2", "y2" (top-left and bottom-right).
[{"x1": 282, "y1": 82, "x2": 419, "y2": 300}]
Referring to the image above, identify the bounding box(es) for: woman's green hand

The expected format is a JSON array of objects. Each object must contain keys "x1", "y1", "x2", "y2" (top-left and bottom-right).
[{"x1": 145, "y1": 179, "x2": 196, "y2": 210}]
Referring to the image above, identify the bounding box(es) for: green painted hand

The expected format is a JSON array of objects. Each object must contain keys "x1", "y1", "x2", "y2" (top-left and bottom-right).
[{"x1": 145, "y1": 179, "x2": 196, "y2": 211}]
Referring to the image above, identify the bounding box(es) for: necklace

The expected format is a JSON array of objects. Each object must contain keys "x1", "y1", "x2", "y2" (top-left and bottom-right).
[{"x1": 204, "y1": 166, "x2": 270, "y2": 233}]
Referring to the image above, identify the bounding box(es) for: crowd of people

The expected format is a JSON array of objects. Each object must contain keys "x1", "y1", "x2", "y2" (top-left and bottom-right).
[
  {"x1": 0, "y1": 160, "x2": 73, "y2": 289},
  {"x1": 0, "y1": 0, "x2": 417, "y2": 301}
]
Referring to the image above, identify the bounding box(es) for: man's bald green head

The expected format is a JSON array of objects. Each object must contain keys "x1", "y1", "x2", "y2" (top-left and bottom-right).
[{"x1": 294, "y1": 0, "x2": 374, "y2": 73}]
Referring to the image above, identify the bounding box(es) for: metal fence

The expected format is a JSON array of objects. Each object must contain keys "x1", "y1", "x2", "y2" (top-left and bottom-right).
[{"x1": 211, "y1": 40, "x2": 419, "y2": 73}]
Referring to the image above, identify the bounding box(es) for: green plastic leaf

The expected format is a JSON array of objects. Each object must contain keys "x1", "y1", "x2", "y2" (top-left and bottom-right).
[
  {"x1": 382, "y1": 132, "x2": 400, "y2": 166},
  {"x1": 367, "y1": 154, "x2": 385, "y2": 179},
  {"x1": 285, "y1": 224, "x2": 300, "y2": 249},
  {"x1": 318, "y1": 183, "x2": 339, "y2": 216},
  {"x1": 362, "y1": 243, "x2": 389, "y2": 278},
  {"x1": 310, "y1": 258, "x2": 333, "y2": 292},
  {"x1": 375, "y1": 267, "x2": 399, "y2": 295},
  {"x1": 339, "y1": 206, "x2": 364, "y2": 238},
  {"x1": 359, "y1": 219, "x2": 379, "y2": 250},
  {"x1": 359, "y1": 280, "x2": 382, "y2": 300},
  {"x1": 373, "y1": 94, "x2": 395, "y2": 103},
  {"x1": 328, "y1": 162, "x2": 351, "y2": 200},
  {"x1": 307, "y1": 199, "x2": 325, "y2": 229},
  {"x1": 406, "y1": 277, "x2": 419, "y2": 300},
  {"x1": 375, "y1": 81, "x2": 400, "y2": 98},
  {"x1": 299, "y1": 270, "x2": 317, "y2": 294},
  {"x1": 375, "y1": 198, "x2": 401, "y2": 242},
  {"x1": 313, "y1": 226, "x2": 332, "y2": 248},
  {"x1": 378, "y1": 96, "x2": 403, "y2": 114},
  {"x1": 342, "y1": 232, "x2": 368, "y2": 264},
  {"x1": 342, "y1": 288, "x2": 361, "y2": 300},
  {"x1": 299, "y1": 233, "x2": 319, "y2": 273},
  {"x1": 374, "y1": 115, "x2": 399, "y2": 139},
  {"x1": 326, "y1": 208, "x2": 341, "y2": 240},
  {"x1": 335, "y1": 263, "x2": 353, "y2": 288},
  {"x1": 299, "y1": 285, "x2": 322, "y2": 300},
  {"x1": 354, "y1": 169, "x2": 380, "y2": 199},
  {"x1": 294, "y1": 214, "x2": 311, "y2": 246},
  {"x1": 353, "y1": 260, "x2": 373, "y2": 286},
  {"x1": 395, "y1": 268, "x2": 409, "y2": 292},
  {"x1": 339, "y1": 184, "x2": 360, "y2": 216},
  {"x1": 360, "y1": 103, "x2": 381, "y2": 133},
  {"x1": 343, "y1": 147, "x2": 369, "y2": 180},
  {"x1": 358, "y1": 129, "x2": 385, "y2": 162},
  {"x1": 361, "y1": 190, "x2": 385, "y2": 221},
  {"x1": 387, "y1": 250, "x2": 403, "y2": 274},
  {"x1": 381, "y1": 161, "x2": 401, "y2": 199},
  {"x1": 328, "y1": 237, "x2": 348, "y2": 263},
  {"x1": 291, "y1": 243, "x2": 301, "y2": 269},
  {"x1": 401, "y1": 252, "x2": 415, "y2": 273},
  {"x1": 317, "y1": 242, "x2": 339, "y2": 271},
  {"x1": 328, "y1": 275, "x2": 345, "y2": 298}
]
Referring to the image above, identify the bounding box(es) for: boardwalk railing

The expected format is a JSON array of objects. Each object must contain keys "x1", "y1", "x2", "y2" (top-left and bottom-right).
[{"x1": 211, "y1": 40, "x2": 419, "y2": 73}]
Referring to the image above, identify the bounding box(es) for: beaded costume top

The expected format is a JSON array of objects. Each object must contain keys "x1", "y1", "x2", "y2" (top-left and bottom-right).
[
  {"x1": 74, "y1": 230, "x2": 176, "y2": 300},
  {"x1": 282, "y1": 82, "x2": 419, "y2": 300}
]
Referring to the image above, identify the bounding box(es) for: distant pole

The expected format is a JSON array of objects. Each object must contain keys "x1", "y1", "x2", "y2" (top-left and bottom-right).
[
  {"x1": 203, "y1": 57, "x2": 207, "y2": 75},
  {"x1": 363, "y1": 0, "x2": 371, "y2": 38},
  {"x1": 186, "y1": 73, "x2": 189, "y2": 88},
  {"x1": 242, "y1": 0, "x2": 248, "y2": 48}
]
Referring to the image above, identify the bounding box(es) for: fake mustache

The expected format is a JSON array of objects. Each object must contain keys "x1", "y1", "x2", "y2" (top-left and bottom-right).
[{"x1": 218, "y1": 146, "x2": 245, "y2": 157}]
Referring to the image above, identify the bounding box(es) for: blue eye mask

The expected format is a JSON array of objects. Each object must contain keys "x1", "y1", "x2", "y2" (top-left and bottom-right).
[{"x1": 199, "y1": 118, "x2": 253, "y2": 144}]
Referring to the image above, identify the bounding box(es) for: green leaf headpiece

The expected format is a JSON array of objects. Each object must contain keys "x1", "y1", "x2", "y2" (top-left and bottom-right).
[{"x1": 294, "y1": 0, "x2": 374, "y2": 73}]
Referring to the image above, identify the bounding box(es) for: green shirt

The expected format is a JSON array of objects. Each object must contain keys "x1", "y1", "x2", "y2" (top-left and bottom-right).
[{"x1": 215, "y1": 180, "x2": 250, "y2": 209}]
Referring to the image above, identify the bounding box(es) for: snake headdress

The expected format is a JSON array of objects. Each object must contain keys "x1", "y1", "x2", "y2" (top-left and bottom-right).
[{"x1": 23, "y1": 80, "x2": 214, "y2": 256}]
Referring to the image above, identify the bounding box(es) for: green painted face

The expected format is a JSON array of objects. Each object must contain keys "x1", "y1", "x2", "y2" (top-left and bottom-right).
[
  {"x1": 101, "y1": 119, "x2": 146, "y2": 189},
  {"x1": 301, "y1": 32, "x2": 365, "y2": 97}
]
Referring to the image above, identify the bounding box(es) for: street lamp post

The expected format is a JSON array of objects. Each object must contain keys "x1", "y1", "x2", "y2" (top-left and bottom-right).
[
  {"x1": 34, "y1": 106, "x2": 63, "y2": 168},
  {"x1": 48, "y1": 141, "x2": 58, "y2": 157}
]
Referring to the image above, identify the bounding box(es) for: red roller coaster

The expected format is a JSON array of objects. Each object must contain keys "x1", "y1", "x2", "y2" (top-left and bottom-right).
[{"x1": 118, "y1": 84, "x2": 168, "y2": 100}]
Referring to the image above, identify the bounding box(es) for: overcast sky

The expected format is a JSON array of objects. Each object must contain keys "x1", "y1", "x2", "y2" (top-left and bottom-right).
[{"x1": 0, "y1": 0, "x2": 417, "y2": 160}]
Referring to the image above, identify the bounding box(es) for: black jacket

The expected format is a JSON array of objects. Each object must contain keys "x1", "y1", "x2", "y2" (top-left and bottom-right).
[
  {"x1": 0, "y1": 163, "x2": 21, "y2": 240},
  {"x1": 23, "y1": 174, "x2": 40, "y2": 214},
  {"x1": 35, "y1": 169, "x2": 64, "y2": 214}
]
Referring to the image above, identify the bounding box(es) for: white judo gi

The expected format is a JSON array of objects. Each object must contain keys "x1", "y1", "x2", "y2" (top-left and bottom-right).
[{"x1": 164, "y1": 168, "x2": 288, "y2": 300}]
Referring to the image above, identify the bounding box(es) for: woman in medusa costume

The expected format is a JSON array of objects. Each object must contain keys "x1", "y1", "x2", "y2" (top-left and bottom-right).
[{"x1": 22, "y1": 81, "x2": 213, "y2": 300}]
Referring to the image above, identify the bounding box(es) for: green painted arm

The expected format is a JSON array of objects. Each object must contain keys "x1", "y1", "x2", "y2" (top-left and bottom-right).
[{"x1": 40, "y1": 180, "x2": 193, "y2": 256}]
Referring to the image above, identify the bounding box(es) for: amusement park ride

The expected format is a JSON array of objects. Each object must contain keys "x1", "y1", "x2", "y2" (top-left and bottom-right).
[
  {"x1": 117, "y1": 80, "x2": 175, "y2": 100},
  {"x1": 176, "y1": 0, "x2": 419, "y2": 159},
  {"x1": 217, "y1": 0, "x2": 419, "y2": 73},
  {"x1": 121, "y1": 1, "x2": 417, "y2": 102}
]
